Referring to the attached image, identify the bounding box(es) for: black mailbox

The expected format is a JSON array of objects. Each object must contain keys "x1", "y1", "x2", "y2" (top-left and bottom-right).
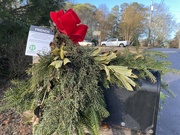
[{"x1": 103, "y1": 71, "x2": 161, "y2": 135}]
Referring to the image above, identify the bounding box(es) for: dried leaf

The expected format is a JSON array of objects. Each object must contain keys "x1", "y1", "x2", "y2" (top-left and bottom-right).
[
  {"x1": 63, "y1": 58, "x2": 71, "y2": 65},
  {"x1": 90, "y1": 47, "x2": 101, "y2": 56},
  {"x1": 49, "y1": 60, "x2": 63, "y2": 69}
]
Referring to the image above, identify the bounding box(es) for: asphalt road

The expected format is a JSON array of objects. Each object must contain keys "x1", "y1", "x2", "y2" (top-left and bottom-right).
[{"x1": 153, "y1": 48, "x2": 180, "y2": 135}]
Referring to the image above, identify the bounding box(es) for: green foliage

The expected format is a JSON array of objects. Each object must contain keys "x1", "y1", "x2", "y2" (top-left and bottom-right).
[
  {"x1": 111, "y1": 48, "x2": 180, "y2": 104},
  {"x1": 89, "y1": 48, "x2": 137, "y2": 90},
  {"x1": 112, "y1": 49, "x2": 176, "y2": 80},
  {"x1": 27, "y1": 0, "x2": 66, "y2": 26},
  {"x1": 32, "y1": 44, "x2": 110, "y2": 134},
  {"x1": 1, "y1": 30, "x2": 111, "y2": 134},
  {"x1": 0, "y1": 5, "x2": 30, "y2": 78},
  {"x1": 0, "y1": 80, "x2": 34, "y2": 113},
  {"x1": 0, "y1": 0, "x2": 66, "y2": 80},
  {"x1": 1, "y1": 23, "x2": 180, "y2": 135}
]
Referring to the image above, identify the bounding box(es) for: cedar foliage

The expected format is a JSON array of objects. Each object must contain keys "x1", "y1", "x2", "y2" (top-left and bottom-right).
[
  {"x1": 1, "y1": 28, "x2": 111, "y2": 135},
  {"x1": 1, "y1": 24, "x2": 180, "y2": 135}
]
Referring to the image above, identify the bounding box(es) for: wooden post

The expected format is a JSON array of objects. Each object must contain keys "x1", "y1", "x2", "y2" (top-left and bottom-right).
[{"x1": 33, "y1": 56, "x2": 40, "y2": 64}]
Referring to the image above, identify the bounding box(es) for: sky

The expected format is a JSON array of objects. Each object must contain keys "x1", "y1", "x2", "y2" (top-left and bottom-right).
[{"x1": 70, "y1": 0, "x2": 180, "y2": 23}]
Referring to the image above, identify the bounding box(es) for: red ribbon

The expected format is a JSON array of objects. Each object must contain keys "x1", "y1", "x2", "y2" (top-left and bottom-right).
[{"x1": 50, "y1": 9, "x2": 88, "y2": 44}]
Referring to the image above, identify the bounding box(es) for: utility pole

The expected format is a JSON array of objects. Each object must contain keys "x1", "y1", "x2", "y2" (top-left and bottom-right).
[
  {"x1": 148, "y1": 0, "x2": 153, "y2": 47},
  {"x1": 177, "y1": 31, "x2": 180, "y2": 49}
]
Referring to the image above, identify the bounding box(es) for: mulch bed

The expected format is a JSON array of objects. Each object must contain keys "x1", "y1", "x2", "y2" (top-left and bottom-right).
[
  {"x1": 0, "y1": 80, "x2": 32, "y2": 135},
  {"x1": 0, "y1": 109, "x2": 32, "y2": 135}
]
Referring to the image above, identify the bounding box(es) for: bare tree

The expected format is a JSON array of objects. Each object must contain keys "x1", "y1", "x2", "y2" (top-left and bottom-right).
[
  {"x1": 94, "y1": 4, "x2": 109, "y2": 42},
  {"x1": 119, "y1": 2, "x2": 148, "y2": 42},
  {"x1": 69, "y1": 3, "x2": 97, "y2": 40},
  {"x1": 65, "y1": 3, "x2": 122, "y2": 44},
  {"x1": 151, "y1": 3, "x2": 176, "y2": 47},
  {"x1": 108, "y1": 5, "x2": 121, "y2": 38},
  {"x1": 95, "y1": 4, "x2": 121, "y2": 44}
]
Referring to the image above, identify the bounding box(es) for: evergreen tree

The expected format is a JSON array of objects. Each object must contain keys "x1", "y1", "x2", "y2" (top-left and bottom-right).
[{"x1": 0, "y1": 0, "x2": 66, "y2": 80}]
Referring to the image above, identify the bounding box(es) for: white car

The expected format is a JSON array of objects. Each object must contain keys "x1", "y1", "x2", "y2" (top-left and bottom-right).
[
  {"x1": 79, "y1": 40, "x2": 94, "y2": 46},
  {"x1": 101, "y1": 38, "x2": 129, "y2": 47}
]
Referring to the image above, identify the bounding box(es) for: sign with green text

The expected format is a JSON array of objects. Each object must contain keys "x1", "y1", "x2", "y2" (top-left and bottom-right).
[{"x1": 25, "y1": 25, "x2": 54, "y2": 56}]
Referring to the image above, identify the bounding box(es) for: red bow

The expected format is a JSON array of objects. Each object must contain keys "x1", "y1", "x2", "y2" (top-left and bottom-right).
[{"x1": 50, "y1": 9, "x2": 88, "y2": 44}]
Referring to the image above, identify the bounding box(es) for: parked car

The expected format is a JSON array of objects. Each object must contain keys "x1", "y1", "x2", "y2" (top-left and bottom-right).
[
  {"x1": 101, "y1": 38, "x2": 129, "y2": 47},
  {"x1": 78, "y1": 40, "x2": 94, "y2": 46}
]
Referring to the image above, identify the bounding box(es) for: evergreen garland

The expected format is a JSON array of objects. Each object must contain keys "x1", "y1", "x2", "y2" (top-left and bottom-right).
[
  {"x1": 1, "y1": 28, "x2": 112, "y2": 135},
  {"x1": 1, "y1": 20, "x2": 180, "y2": 135}
]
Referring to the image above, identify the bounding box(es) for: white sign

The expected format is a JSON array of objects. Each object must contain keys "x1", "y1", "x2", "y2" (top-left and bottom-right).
[
  {"x1": 25, "y1": 25, "x2": 54, "y2": 56},
  {"x1": 93, "y1": 31, "x2": 101, "y2": 36}
]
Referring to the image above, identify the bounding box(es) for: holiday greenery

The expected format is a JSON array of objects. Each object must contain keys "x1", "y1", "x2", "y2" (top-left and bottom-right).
[{"x1": 1, "y1": 9, "x2": 180, "y2": 135}]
